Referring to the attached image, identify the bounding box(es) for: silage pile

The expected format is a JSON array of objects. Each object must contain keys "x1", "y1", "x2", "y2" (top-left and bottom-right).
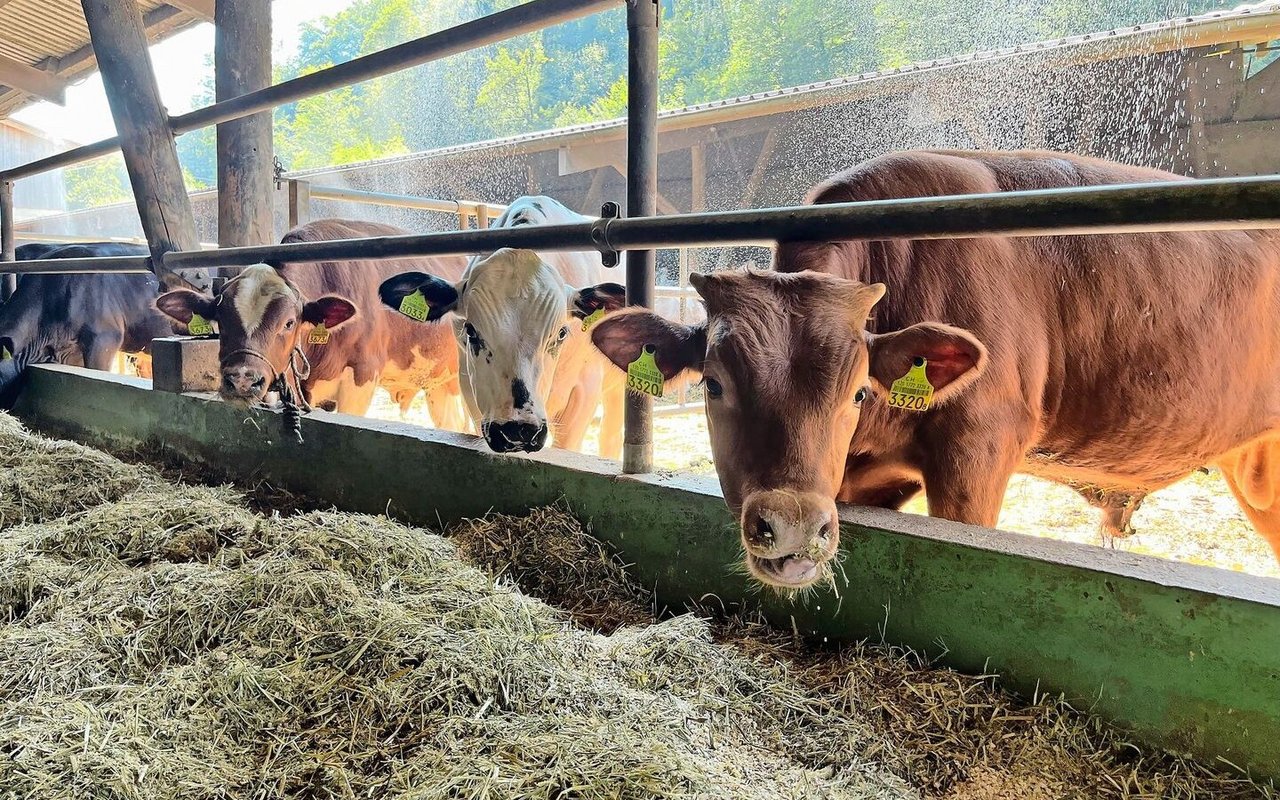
[
  {"x1": 0, "y1": 414, "x2": 1271, "y2": 800},
  {"x1": 0, "y1": 414, "x2": 912, "y2": 800}
]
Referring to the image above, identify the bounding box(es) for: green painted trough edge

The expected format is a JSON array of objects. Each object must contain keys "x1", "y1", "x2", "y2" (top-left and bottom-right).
[{"x1": 14, "y1": 364, "x2": 1280, "y2": 781}]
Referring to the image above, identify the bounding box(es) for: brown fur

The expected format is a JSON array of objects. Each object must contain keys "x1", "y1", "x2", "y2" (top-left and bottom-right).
[{"x1": 592, "y1": 149, "x2": 1280, "y2": 585}]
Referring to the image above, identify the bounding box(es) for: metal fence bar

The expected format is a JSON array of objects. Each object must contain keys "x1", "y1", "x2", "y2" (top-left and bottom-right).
[
  {"x1": 142, "y1": 175, "x2": 1280, "y2": 271},
  {"x1": 306, "y1": 184, "x2": 508, "y2": 217},
  {"x1": 622, "y1": 0, "x2": 660, "y2": 474},
  {"x1": 0, "y1": 180, "x2": 14, "y2": 300},
  {"x1": 0, "y1": 0, "x2": 623, "y2": 183},
  {"x1": 1, "y1": 255, "x2": 152, "y2": 274}
]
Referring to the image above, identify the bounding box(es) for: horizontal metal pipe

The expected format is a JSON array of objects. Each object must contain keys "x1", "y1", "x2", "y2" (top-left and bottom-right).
[
  {"x1": 308, "y1": 184, "x2": 508, "y2": 215},
  {"x1": 1, "y1": 255, "x2": 153, "y2": 274},
  {"x1": 157, "y1": 175, "x2": 1280, "y2": 270},
  {"x1": 0, "y1": 0, "x2": 622, "y2": 182}
]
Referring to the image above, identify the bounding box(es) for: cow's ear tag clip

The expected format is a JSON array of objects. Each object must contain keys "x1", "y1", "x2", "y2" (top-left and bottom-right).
[
  {"x1": 187, "y1": 313, "x2": 214, "y2": 337},
  {"x1": 0, "y1": 346, "x2": 11, "y2": 362},
  {"x1": 626, "y1": 344, "x2": 664, "y2": 397},
  {"x1": 399, "y1": 289, "x2": 429, "y2": 321},
  {"x1": 308, "y1": 323, "x2": 331, "y2": 345},
  {"x1": 888, "y1": 356, "x2": 934, "y2": 411},
  {"x1": 581, "y1": 308, "x2": 605, "y2": 331}
]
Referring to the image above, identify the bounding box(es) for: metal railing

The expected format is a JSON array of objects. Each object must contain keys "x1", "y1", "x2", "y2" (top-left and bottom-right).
[{"x1": 2, "y1": 0, "x2": 1280, "y2": 472}]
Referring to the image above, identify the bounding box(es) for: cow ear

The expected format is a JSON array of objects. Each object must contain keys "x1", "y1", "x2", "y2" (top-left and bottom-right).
[
  {"x1": 379, "y1": 271, "x2": 458, "y2": 322},
  {"x1": 591, "y1": 308, "x2": 706, "y2": 381},
  {"x1": 155, "y1": 289, "x2": 217, "y2": 327},
  {"x1": 568, "y1": 282, "x2": 626, "y2": 319},
  {"x1": 302, "y1": 295, "x2": 358, "y2": 330},
  {"x1": 866, "y1": 322, "x2": 987, "y2": 404}
]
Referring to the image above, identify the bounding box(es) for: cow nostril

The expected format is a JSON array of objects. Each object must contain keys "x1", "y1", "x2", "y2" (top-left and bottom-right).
[
  {"x1": 221, "y1": 374, "x2": 236, "y2": 391},
  {"x1": 817, "y1": 521, "x2": 833, "y2": 545},
  {"x1": 250, "y1": 375, "x2": 266, "y2": 390},
  {"x1": 754, "y1": 516, "x2": 774, "y2": 544}
]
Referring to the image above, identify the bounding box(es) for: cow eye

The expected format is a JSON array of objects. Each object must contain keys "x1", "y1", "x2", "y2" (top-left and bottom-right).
[
  {"x1": 284, "y1": 318, "x2": 296, "y2": 330},
  {"x1": 557, "y1": 325, "x2": 569, "y2": 341},
  {"x1": 704, "y1": 377, "x2": 723, "y2": 398},
  {"x1": 854, "y1": 387, "x2": 868, "y2": 404},
  {"x1": 464, "y1": 322, "x2": 478, "y2": 339}
]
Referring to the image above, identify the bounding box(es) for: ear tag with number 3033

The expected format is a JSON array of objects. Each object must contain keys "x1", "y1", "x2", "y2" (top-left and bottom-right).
[
  {"x1": 887, "y1": 356, "x2": 934, "y2": 412},
  {"x1": 626, "y1": 344, "x2": 664, "y2": 398},
  {"x1": 399, "y1": 289, "x2": 429, "y2": 321},
  {"x1": 581, "y1": 308, "x2": 605, "y2": 331},
  {"x1": 187, "y1": 313, "x2": 214, "y2": 337},
  {"x1": 308, "y1": 323, "x2": 331, "y2": 345}
]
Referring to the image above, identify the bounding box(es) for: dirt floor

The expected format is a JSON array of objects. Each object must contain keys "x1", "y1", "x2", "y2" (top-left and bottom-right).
[{"x1": 371, "y1": 389, "x2": 1280, "y2": 581}]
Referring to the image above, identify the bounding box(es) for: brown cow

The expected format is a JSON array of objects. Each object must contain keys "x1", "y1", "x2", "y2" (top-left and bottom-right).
[
  {"x1": 155, "y1": 219, "x2": 468, "y2": 420},
  {"x1": 590, "y1": 150, "x2": 1280, "y2": 589}
]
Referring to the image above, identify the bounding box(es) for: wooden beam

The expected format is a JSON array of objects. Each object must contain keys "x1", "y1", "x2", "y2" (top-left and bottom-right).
[
  {"x1": 215, "y1": 0, "x2": 273, "y2": 247},
  {"x1": 690, "y1": 144, "x2": 706, "y2": 212},
  {"x1": 0, "y1": 53, "x2": 66, "y2": 104},
  {"x1": 81, "y1": 0, "x2": 208, "y2": 291},
  {"x1": 166, "y1": 0, "x2": 214, "y2": 22}
]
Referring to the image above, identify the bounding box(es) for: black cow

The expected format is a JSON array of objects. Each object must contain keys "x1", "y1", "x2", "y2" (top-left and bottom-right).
[{"x1": 0, "y1": 242, "x2": 173, "y2": 407}]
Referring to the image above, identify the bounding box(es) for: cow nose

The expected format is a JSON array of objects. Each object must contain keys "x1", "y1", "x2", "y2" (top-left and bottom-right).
[
  {"x1": 484, "y1": 420, "x2": 548, "y2": 453},
  {"x1": 739, "y1": 490, "x2": 841, "y2": 589},
  {"x1": 221, "y1": 366, "x2": 266, "y2": 398}
]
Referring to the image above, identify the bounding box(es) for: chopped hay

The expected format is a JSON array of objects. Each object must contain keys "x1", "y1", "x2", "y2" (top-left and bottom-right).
[
  {"x1": 0, "y1": 413, "x2": 1272, "y2": 800},
  {"x1": 0, "y1": 414, "x2": 145, "y2": 529}
]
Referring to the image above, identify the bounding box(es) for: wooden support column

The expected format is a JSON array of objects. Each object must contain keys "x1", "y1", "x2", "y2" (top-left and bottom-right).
[
  {"x1": 80, "y1": 0, "x2": 209, "y2": 292},
  {"x1": 215, "y1": 0, "x2": 273, "y2": 247},
  {"x1": 287, "y1": 179, "x2": 311, "y2": 229},
  {"x1": 0, "y1": 180, "x2": 15, "y2": 301}
]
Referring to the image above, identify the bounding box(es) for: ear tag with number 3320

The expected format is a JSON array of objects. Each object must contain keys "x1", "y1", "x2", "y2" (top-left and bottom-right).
[
  {"x1": 308, "y1": 323, "x2": 331, "y2": 345},
  {"x1": 187, "y1": 313, "x2": 214, "y2": 337},
  {"x1": 626, "y1": 344, "x2": 664, "y2": 398},
  {"x1": 399, "y1": 289, "x2": 429, "y2": 321},
  {"x1": 581, "y1": 308, "x2": 605, "y2": 331},
  {"x1": 888, "y1": 357, "x2": 934, "y2": 412}
]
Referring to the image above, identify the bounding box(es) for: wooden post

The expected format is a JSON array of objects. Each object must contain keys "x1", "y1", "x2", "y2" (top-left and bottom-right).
[
  {"x1": 80, "y1": 0, "x2": 209, "y2": 292},
  {"x1": 475, "y1": 204, "x2": 489, "y2": 229},
  {"x1": 0, "y1": 180, "x2": 14, "y2": 301},
  {"x1": 287, "y1": 179, "x2": 311, "y2": 229},
  {"x1": 215, "y1": 0, "x2": 273, "y2": 247}
]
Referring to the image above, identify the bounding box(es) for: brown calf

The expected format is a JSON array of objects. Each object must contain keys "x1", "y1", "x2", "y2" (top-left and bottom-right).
[
  {"x1": 156, "y1": 219, "x2": 467, "y2": 419},
  {"x1": 591, "y1": 150, "x2": 1280, "y2": 589}
]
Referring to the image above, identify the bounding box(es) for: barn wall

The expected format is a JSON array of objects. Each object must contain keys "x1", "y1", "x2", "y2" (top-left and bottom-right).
[{"x1": 0, "y1": 120, "x2": 67, "y2": 219}]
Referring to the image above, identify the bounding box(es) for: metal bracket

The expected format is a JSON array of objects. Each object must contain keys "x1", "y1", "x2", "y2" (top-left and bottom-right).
[
  {"x1": 593, "y1": 201, "x2": 622, "y2": 268},
  {"x1": 272, "y1": 155, "x2": 286, "y2": 189}
]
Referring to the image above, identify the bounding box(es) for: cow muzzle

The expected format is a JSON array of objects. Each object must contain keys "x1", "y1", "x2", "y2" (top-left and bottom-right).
[
  {"x1": 481, "y1": 419, "x2": 548, "y2": 453},
  {"x1": 739, "y1": 490, "x2": 840, "y2": 590},
  {"x1": 220, "y1": 364, "x2": 269, "y2": 403}
]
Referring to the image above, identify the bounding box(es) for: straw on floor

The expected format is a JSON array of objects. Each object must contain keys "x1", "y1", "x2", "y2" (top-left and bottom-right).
[{"x1": 0, "y1": 413, "x2": 1271, "y2": 799}]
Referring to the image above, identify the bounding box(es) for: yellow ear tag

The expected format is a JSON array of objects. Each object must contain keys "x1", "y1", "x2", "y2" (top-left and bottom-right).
[
  {"x1": 308, "y1": 323, "x2": 331, "y2": 345},
  {"x1": 888, "y1": 357, "x2": 934, "y2": 412},
  {"x1": 626, "y1": 344, "x2": 664, "y2": 397},
  {"x1": 399, "y1": 289, "x2": 429, "y2": 322},
  {"x1": 187, "y1": 313, "x2": 214, "y2": 337},
  {"x1": 581, "y1": 308, "x2": 605, "y2": 331},
  {"x1": 1, "y1": 346, "x2": 11, "y2": 362}
]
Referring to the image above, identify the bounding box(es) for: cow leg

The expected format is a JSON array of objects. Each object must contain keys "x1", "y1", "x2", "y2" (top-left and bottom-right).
[
  {"x1": 1217, "y1": 438, "x2": 1280, "y2": 561},
  {"x1": 334, "y1": 375, "x2": 380, "y2": 416},
  {"x1": 598, "y1": 372, "x2": 625, "y2": 460},
  {"x1": 920, "y1": 432, "x2": 1023, "y2": 528},
  {"x1": 80, "y1": 330, "x2": 124, "y2": 372},
  {"x1": 425, "y1": 389, "x2": 465, "y2": 433}
]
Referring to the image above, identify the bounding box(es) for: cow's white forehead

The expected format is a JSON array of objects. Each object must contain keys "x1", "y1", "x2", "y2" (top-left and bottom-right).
[
  {"x1": 461, "y1": 249, "x2": 565, "y2": 338},
  {"x1": 229, "y1": 264, "x2": 298, "y2": 334}
]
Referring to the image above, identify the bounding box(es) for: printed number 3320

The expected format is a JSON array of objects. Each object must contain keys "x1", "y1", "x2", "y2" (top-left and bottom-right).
[{"x1": 888, "y1": 392, "x2": 929, "y2": 411}]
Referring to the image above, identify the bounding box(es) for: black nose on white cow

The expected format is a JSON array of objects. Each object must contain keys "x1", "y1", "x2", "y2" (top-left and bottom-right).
[
  {"x1": 484, "y1": 420, "x2": 548, "y2": 453},
  {"x1": 221, "y1": 365, "x2": 267, "y2": 400}
]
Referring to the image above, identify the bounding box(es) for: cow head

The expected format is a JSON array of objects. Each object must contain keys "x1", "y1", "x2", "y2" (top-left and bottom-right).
[
  {"x1": 0, "y1": 335, "x2": 27, "y2": 409},
  {"x1": 590, "y1": 269, "x2": 987, "y2": 590},
  {"x1": 155, "y1": 264, "x2": 357, "y2": 405},
  {"x1": 380, "y1": 248, "x2": 625, "y2": 453}
]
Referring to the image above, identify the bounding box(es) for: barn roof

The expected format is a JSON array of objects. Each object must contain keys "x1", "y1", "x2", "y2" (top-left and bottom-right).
[
  {"x1": 295, "y1": 1, "x2": 1280, "y2": 179},
  {"x1": 0, "y1": 0, "x2": 211, "y2": 120}
]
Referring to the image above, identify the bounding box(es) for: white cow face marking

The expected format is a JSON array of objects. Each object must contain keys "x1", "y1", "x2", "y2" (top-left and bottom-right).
[{"x1": 380, "y1": 247, "x2": 626, "y2": 454}]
